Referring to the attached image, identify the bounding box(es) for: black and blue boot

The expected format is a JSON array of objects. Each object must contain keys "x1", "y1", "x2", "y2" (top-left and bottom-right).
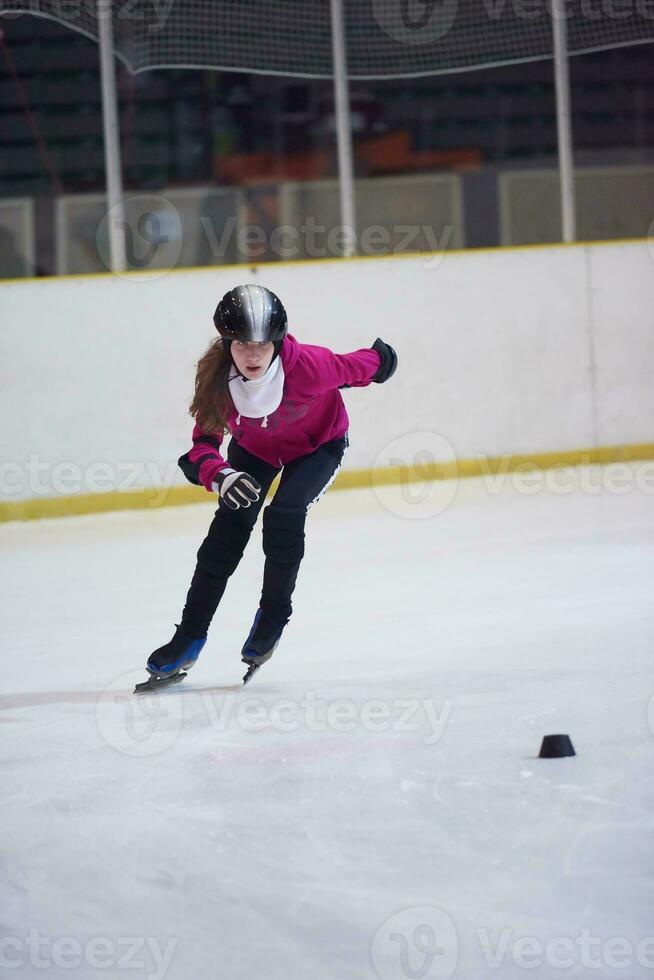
[
  {"x1": 241, "y1": 608, "x2": 287, "y2": 684},
  {"x1": 147, "y1": 623, "x2": 207, "y2": 679},
  {"x1": 135, "y1": 514, "x2": 258, "y2": 693}
]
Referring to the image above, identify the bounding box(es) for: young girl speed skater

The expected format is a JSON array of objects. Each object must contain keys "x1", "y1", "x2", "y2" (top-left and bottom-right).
[{"x1": 137, "y1": 284, "x2": 397, "y2": 691}]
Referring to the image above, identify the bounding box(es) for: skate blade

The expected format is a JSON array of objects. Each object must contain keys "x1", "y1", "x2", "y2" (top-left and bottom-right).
[
  {"x1": 242, "y1": 663, "x2": 261, "y2": 686},
  {"x1": 134, "y1": 671, "x2": 187, "y2": 694}
]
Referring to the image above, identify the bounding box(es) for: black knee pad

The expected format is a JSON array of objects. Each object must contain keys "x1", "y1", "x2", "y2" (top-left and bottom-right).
[
  {"x1": 197, "y1": 511, "x2": 254, "y2": 578},
  {"x1": 262, "y1": 505, "x2": 306, "y2": 565}
]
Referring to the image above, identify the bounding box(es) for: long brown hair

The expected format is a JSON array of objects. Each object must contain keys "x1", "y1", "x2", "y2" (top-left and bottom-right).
[{"x1": 189, "y1": 337, "x2": 234, "y2": 434}]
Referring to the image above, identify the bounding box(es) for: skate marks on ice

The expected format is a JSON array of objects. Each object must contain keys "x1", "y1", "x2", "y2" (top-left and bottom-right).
[
  {"x1": 0, "y1": 689, "x2": 114, "y2": 711},
  {"x1": 0, "y1": 681, "x2": 247, "y2": 711}
]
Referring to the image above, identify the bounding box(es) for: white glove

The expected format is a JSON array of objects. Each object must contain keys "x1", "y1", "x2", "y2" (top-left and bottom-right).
[{"x1": 212, "y1": 468, "x2": 261, "y2": 510}]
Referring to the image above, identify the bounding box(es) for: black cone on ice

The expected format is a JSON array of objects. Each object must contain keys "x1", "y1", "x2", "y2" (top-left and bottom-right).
[{"x1": 539, "y1": 734, "x2": 576, "y2": 758}]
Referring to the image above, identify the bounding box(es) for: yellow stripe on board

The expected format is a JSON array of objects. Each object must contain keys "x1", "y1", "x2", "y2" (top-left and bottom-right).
[
  {"x1": 1, "y1": 442, "x2": 653, "y2": 524},
  {"x1": 0, "y1": 236, "x2": 648, "y2": 288}
]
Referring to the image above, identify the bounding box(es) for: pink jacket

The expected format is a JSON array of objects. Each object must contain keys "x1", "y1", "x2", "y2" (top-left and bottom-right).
[{"x1": 179, "y1": 333, "x2": 382, "y2": 491}]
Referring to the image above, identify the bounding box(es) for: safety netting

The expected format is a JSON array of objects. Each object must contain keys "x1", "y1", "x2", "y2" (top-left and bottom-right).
[{"x1": 1, "y1": 0, "x2": 653, "y2": 78}]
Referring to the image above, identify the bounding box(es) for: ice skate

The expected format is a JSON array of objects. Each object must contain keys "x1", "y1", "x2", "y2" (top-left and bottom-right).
[
  {"x1": 240, "y1": 608, "x2": 286, "y2": 684},
  {"x1": 134, "y1": 624, "x2": 207, "y2": 694}
]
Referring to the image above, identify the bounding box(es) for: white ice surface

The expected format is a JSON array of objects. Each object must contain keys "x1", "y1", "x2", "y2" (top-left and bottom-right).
[{"x1": 2, "y1": 467, "x2": 654, "y2": 980}]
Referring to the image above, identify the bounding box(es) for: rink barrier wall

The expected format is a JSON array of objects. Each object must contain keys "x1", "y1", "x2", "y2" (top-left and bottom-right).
[
  {"x1": 2, "y1": 236, "x2": 653, "y2": 520},
  {"x1": 1, "y1": 441, "x2": 652, "y2": 523}
]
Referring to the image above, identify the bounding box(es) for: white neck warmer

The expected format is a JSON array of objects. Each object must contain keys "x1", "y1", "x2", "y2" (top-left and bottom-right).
[{"x1": 228, "y1": 355, "x2": 285, "y2": 428}]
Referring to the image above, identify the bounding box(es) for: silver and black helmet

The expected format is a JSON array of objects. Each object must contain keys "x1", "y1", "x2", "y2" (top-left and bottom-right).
[{"x1": 214, "y1": 284, "x2": 288, "y2": 344}]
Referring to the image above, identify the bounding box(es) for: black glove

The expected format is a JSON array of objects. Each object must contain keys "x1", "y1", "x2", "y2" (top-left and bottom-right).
[
  {"x1": 370, "y1": 337, "x2": 398, "y2": 384},
  {"x1": 338, "y1": 338, "x2": 398, "y2": 390},
  {"x1": 211, "y1": 468, "x2": 261, "y2": 510}
]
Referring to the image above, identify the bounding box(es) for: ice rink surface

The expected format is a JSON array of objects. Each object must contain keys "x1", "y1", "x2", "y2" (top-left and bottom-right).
[{"x1": 2, "y1": 464, "x2": 654, "y2": 979}]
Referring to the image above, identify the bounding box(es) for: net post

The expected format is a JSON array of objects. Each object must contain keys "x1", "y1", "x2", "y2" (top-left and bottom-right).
[
  {"x1": 552, "y1": 0, "x2": 576, "y2": 243},
  {"x1": 98, "y1": 0, "x2": 126, "y2": 271},
  {"x1": 330, "y1": 0, "x2": 357, "y2": 256}
]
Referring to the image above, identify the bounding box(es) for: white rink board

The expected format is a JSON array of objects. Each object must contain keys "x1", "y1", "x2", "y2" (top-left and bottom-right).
[
  {"x1": 589, "y1": 242, "x2": 654, "y2": 445},
  {"x1": 0, "y1": 241, "x2": 652, "y2": 502}
]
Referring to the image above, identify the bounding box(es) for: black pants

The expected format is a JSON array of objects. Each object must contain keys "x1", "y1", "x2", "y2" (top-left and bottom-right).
[{"x1": 180, "y1": 431, "x2": 349, "y2": 638}]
